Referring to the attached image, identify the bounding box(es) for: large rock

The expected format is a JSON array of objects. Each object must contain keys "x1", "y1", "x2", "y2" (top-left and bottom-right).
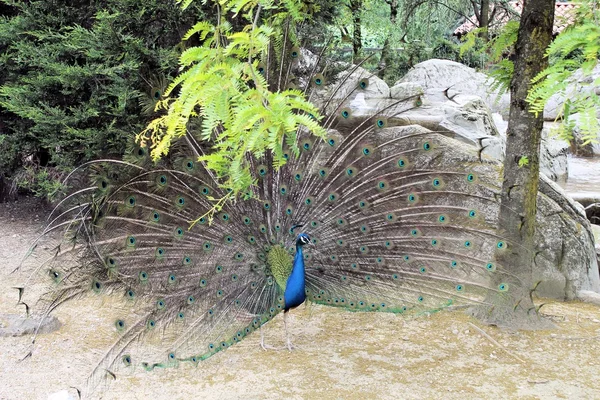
[
  {"x1": 536, "y1": 176, "x2": 600, "y2": 299},
  {"x1": 395, "y1": 59, "x2": 511, "y2": 117},
  {"x1": 544, "y1": 63, "x2": 600, "y2": 121},
  {"x1": 367, "y1": 125, "x2": 599, "y2": 300},
  {"x1": 316, "y1": 58, "x2": 567, "y2": 182},
  {"x1": 567, "y1": 112, "x2": 600, "y2": 157}
]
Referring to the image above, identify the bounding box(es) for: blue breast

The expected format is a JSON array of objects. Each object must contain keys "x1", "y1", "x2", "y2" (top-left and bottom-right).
[{"x1": 283, "y1": 246, "x2": 306, "y2": 310}]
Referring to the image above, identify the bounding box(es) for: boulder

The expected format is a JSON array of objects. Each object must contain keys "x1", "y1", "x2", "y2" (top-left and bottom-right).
[
  {"x1": 566, "y1": 112, "x2": 600, "y2": 157},
  {"x1": 536, "y1": 176, "x2": 600, "y2": 299},
  {"x1": 369, "y1": 125, "x2": 600, "y2": 300},
  {"x1": 544, "y1": 63, "x2": 600, "y2": 121},
  {"x1": 395, "y1": 59, "x2": 511, "y2": 117},
  {"x1": 540, "y1": 122, "x2": 570, "y2": 182}
]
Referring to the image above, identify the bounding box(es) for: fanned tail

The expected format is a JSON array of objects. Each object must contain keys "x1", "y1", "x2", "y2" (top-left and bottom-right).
[{"x1": 20, "y1": 49, "x2": 538, "y2": 395}]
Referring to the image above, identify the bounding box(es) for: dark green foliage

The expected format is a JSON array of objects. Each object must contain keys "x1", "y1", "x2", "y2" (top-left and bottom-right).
[{"x1": 0, "y1": 0, "x2": 206, "y2": 198}]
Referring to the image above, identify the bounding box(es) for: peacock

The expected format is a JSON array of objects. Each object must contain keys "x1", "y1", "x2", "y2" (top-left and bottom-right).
[{"x1": 20, "y1": 44, "x2": 535, "y2": 393}]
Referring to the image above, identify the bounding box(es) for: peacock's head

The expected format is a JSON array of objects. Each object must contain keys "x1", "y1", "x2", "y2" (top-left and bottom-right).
[{"x1": 296, "y1": 233, "x2": 311, "y2": 247}]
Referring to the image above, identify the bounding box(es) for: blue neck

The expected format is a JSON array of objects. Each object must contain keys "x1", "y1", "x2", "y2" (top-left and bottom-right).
[{"x1": 283, "y1": 246, "x2": 306, "y2": 310}]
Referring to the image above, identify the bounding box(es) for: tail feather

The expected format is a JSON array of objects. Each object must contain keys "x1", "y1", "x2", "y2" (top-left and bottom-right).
[{"x1": 20, "y1": 50, "x2": 537, "y2": 393}]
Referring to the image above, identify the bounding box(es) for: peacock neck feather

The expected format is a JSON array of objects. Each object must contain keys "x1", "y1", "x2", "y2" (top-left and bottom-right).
[{"x1": 283, "y1": 244, "x2": 306, "y2": 310}]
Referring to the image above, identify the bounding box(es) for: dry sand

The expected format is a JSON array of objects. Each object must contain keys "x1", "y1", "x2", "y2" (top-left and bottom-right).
[{"x1": 1, "y1": 198, "x2": 599, "y2": 400}]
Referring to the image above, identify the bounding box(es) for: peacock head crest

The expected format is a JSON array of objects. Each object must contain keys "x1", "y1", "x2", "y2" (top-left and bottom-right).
[{"x1": 296, "y1": 233, "x2": 311, "y2": 247}]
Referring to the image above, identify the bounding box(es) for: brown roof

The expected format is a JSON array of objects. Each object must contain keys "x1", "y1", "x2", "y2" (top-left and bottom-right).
[{"x1": 453, "y1": 1, "x2": 579, "y2": 36}]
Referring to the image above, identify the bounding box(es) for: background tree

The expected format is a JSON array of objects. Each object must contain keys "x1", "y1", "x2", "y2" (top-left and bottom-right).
[
  {"x1": 0, "y1": 0, "x2": 208, "y2": 199},
  {"x1": 490, "y1": 0, "x2": 556, "y2": 324}
]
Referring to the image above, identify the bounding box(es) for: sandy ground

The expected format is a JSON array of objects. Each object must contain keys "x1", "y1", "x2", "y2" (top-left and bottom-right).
[{"x1": 1, "y1": 197, "x2": 600, "y2": 400}]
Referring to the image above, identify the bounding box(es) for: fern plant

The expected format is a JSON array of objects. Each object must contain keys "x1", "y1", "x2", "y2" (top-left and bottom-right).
[
  {"x1": 139, "y1": 0, "x2": 327, "y2": 200},
  {"x1": 527, "y1": 2, "x2": 600, "y2": 145},
  {"x1": 462, "y1": 1, "x2": 600, "y2": 147}
]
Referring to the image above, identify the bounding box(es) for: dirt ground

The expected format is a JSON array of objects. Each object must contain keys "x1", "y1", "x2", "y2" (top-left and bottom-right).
[{"x1": 1, "y1": 197, "x2": 600, "y2": 400}]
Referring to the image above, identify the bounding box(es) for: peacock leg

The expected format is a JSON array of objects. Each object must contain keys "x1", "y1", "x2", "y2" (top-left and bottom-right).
[
  {"x1": 260, "y1": 324, "x2": 277, "y2": 351},
  {"x1": 284, "y1": 310, "x2": 294, "y2": 351}
]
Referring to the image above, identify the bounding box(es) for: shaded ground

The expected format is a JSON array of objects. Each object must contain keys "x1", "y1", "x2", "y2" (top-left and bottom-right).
[{"x1": 1, "y1": 197, "x2": 600, "y2": 400}]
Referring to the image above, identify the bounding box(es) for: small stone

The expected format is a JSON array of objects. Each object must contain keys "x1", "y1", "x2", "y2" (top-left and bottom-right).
[{"x1": 48, "y1": 390, "x2": 75, "y2": 400}]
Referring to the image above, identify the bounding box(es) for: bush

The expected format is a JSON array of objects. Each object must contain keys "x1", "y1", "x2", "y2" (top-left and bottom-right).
[{"x1": 0, "y1": 0, "x2": 206, "y2": 199}]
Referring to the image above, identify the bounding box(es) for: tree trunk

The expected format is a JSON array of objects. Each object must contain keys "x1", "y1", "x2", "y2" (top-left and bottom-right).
[
  {"x1": 378, "y1": 0, "x2": 399, "y2": 78},
  {"x1": 350, "y1": 0, "x2": 363, "y2": 62},
  {"x1": 474, "y1": 0, "x2": 555, "y2": 328},
  {"x1": 479, "y1": 0, "x2": 490, "y2": 40}
]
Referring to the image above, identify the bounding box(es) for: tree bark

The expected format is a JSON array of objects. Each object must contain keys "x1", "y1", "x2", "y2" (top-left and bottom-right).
[
  {"x1": 350, "y1": 0, "x2": 363, "y2": 62},
  {"x1": 378, "y1": 0, "x2": 399, "y2": 78},
  {"x1": 479, "y1": 0, "x2": 490, "y2": 40},
  {"x1": 482, "y1": 0, "x2": 555, "y2": 327}
]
